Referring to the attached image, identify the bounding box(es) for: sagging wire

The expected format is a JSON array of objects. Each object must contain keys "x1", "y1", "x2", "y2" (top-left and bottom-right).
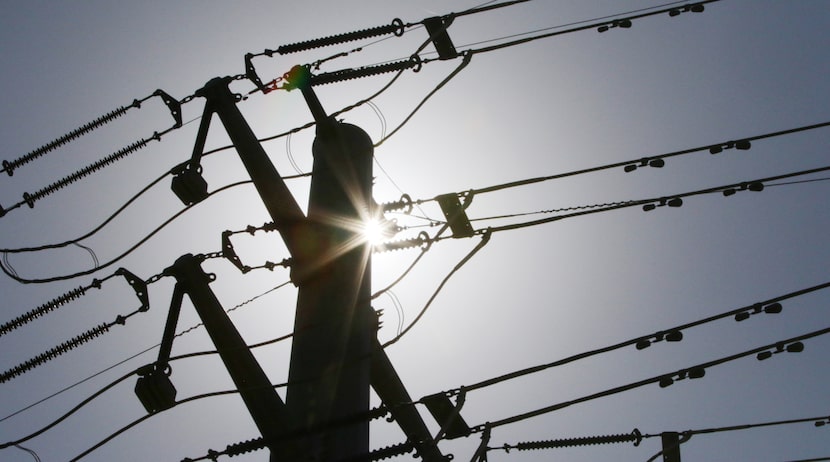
[
  {"x1": 285, "y1": 131, "x2": 304, "y2": 175},
  {"x1": 382, "y1": 229, "x2": 492, "y2": 348},
  {"x1": 383, "y1": 290, "x2": 406, "y2": 337},
  {"x1": 374, "y1": 50, "x2": 472, "y2": 148},
  {"x1": 0, "y1": 180, "x2": 253, "y2": 284},
  {"x1": 0, "y1": 161, "x2": 180, "y2": 254},
  {"x1": 72, "y1": 242, "x2": 99, "y2": 269},
  {"x1": 13, "y1": 444, "x2": 42, "y2": 462}
]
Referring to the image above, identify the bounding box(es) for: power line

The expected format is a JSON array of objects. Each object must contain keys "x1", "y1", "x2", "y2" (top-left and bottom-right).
[
  {"x1": 0, "y1": 180, "x2": 253, "y2": 284},
  {"x1": 468, "y1": 120, "x2": 830, "y2": 197},
  {"x1": 382, "y1": 229, "x2": 491, "y2": 348},
  {"x1": 465, "y1": 325, "x2": 830, "y2": 433},
  {"x1": 443, "y1": 277, "x2": 830, "y2": 390},
  {"x1": 467, "y1": 0, "x2": 720, "y2": 56},
  {"x1": 454, "y1": 0, "x2": 692, "y2": 52},
  {"x1": 464, "y1": 163, "x2": 830, "y2": 237},
  {"x1": 0, "y1": 280, "x2": 291, "y2": 425}
]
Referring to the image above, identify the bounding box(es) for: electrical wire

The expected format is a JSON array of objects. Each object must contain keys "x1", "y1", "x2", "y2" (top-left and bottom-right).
[
  {"x1": 371, "y1": 218, "x2": 453, "y2": 300},
  {"x1": 468, "y1": 120, "x2": 830, "y2": 197},
  {"x1": 382, "y1": 229, "x2": 491, "y2": 348},
  {"x1": 452, "y1": 278, "x2": 830, "y2": 394},
  {"x1": 455, "y1": 0, "x2": 691, "y2": 51},
  {"x1": 0, "y1": 166, "x2": 173, "y2": 254},
  {"x1": 466, "y1": 325, "x2": 830, "y2": 433},
  {"x1": 641, "y1": 414, "x2": 830, "y2": 461},
  {"x1": 466, "y1": 163, "x2": 830, "y2": 237},
  {"x1": 66, "y1": 387, "x2": 243, "y2": 462},
  {"x1": 0, "y1": 281, "x2": 291, "y2": 425},
  {"x1": 0, "y1": 180, "x2": 253, "y2": 284},
  {"x1": 650, "y1": 413, "x2": 830, "y2": 439},
  {"x1": 374, "y1": 51, "x2": 472, "y2": 148},
  {"x1": 467, "y1": 0, "x2": 721, "y2": 56},
  {"x1": 12, "y1": 444, "x2": 41, "y2": 462},
  {"x1": 4, "y1": 117, "x2": 824, "y2": 261},
  {"x1": 1, "y1": 332, "x2": 293, "y2": 456}
]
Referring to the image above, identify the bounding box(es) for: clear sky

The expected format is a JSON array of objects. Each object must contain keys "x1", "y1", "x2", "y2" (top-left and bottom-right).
[{"x1": 1, "y1": 1, "x2": 829, "y2": 461}]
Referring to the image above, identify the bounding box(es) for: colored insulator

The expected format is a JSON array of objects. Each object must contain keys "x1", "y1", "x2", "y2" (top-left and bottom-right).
[
  {"x1": 22, "y1": 137, "x2": 151, "y2": 207},
  {"x1": 224, "y1": 437, "x2": 266, "y2": 457},
  {"x1": 0, "y1": 286, "x2": 86, "y2": 336},
  {"x1": 0, "y1": 323, "x2": 110, "y2": 383},
  {"x1": 309, "y1": 56, "x2": 421, "y2": 87},
  {"x1": 516, "y1": 429, "x2": 642, "y2": 450},
  {"x1": 277, "y1": 18, "x2": 405, "y2": 55},
  {"x1": 2, "y1": 105, "x2": 132, "y2": 176}
]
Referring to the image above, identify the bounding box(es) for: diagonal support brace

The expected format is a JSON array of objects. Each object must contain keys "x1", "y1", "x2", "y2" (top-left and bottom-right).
[{"x1": 162, "y1": 253, "x2": 303, "y2": 460}]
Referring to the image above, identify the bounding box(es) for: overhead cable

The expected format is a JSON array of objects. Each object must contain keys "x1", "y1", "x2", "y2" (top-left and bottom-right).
[
  {"x1": 466, "y1": 325, "x2": 830, "y2": 433},
  {"x1": 469, "y1": 120, "x2": 830, "y2": 197},
  {"x1": 470, "y1": 163, "x2": 830, "y2": 236},
  {"x1": 467, "y1": 0, "x2": 720, "y2": 55},
  {"x1": 454, "y1": 278, "x2": 830, "y2": 393},
  {"x1": 382, "y1": 229, "x2": 491, "y2": 348}
]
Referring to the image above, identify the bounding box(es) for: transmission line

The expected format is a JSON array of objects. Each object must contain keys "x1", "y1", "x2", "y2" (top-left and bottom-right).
[
  {"x1": 444, "y1": 278, "x2": 830, "y2": 393},
  {"x1": 465, "y1": 325, "x2": 830, "y2": 433}
]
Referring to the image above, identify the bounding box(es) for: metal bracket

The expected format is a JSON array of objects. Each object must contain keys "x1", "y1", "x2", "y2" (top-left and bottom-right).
[
  {"x1": 155, "y1": 89, "x2": 183, "y2": 128},
  {"x1": 117, "y1": 268, "x2": 149, "y2": 312}
]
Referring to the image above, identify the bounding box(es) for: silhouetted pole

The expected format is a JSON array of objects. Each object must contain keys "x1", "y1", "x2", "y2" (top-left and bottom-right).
[
  {"x1": 285, "y1": 66, "x2": 375, "y2": 460},
  {"x1": 190, "y1": 73, "x2": 374, "y2": 460}
]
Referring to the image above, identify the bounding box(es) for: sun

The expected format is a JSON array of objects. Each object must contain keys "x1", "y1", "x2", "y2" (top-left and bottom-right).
[{"x1": 361, "y1": 217, "x2": 397, "y2": 246}]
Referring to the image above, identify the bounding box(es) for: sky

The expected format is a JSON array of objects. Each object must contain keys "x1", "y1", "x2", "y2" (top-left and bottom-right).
[{"x1": 1, "y1": 1, "x2": 829, "y2": 461}]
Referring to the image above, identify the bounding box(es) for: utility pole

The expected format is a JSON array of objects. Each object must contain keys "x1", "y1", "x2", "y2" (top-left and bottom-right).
[
  {"x1": 283, "y1": 66, "x2": 374, "y2": 460},
  {"x1": 171, "y1": 73, "x2": 375, "y2": 460},
  {"x1": 165, "y1": 69, "x2": 448, "y2": 461}
]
